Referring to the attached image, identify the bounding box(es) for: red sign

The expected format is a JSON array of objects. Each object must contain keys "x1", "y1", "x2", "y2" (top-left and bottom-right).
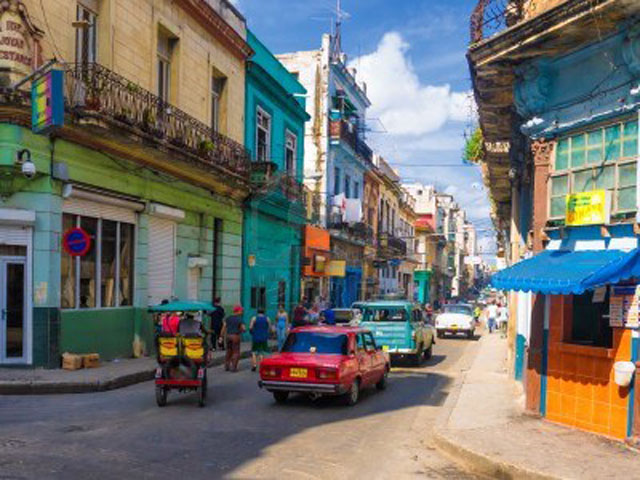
[{"x1": 62, "y1": 227, "x2": 92, "y2": 257}]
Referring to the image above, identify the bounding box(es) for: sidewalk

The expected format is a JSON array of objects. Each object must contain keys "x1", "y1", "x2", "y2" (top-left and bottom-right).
[
  {"x1": 0, "y1": 341, "x2": 269, "y2": 395},
  {"x1": 433, "y1": 332, "x2": 639, "y2": 480}
]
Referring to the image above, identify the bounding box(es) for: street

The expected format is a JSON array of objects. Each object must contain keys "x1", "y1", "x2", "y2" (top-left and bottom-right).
[{"x1": 0, "y1": 336, "x2": 480, "y2": 480}]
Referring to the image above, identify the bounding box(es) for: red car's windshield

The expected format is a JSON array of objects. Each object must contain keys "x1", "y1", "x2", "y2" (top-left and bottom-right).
[{"x1": 282, "y1": 332, "x2": 348, "y2": 355}]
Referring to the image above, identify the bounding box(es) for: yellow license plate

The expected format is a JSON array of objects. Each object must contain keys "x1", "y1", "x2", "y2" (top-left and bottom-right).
[
  {"x1": 382, "y1": 345, "x2": 389, "y2": 352},
  {"x1": 451, "y1": 325, "x2": 458, "y2": 329},
  {"x1": 290, "y1": 368, "x2": 307, "y2": 378}
]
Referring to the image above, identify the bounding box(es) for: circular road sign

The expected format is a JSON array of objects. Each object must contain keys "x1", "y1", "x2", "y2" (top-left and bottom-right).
[{"x1": 62, "y1": 227, "x2": 92, "y2": 257}]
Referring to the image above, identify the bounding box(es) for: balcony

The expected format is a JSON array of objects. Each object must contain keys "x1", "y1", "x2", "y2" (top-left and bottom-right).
[
  {"x1": 329, "y1": 219, "x2": 374, "y2": 245},
  {"x1": 329, "y1": 118, "x2": 357, "y2": 151},
  {"x1": 378, "y1": 230, "x2": 407, "y2": 258},
  {"x1": 470, "y1": 0, "x2": 524, "y2": 43},
  {"x1": 356, "y1": 137, "x2": 373, "y2": 164},
  {"x1": 63, "y1": 63, "x2": 251, "y2": 179}
]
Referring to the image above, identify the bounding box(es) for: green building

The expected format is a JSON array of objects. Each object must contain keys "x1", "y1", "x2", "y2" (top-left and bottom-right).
[
  {"x1": 242, "y1": 31, "x2": 309, "y2": 322},
  {"x1": 0, "y1": 68, "x2": 251, "y2": 367}
]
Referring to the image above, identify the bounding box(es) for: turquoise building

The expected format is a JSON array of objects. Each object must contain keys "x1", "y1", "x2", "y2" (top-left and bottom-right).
[{"x1": 243, "y1": 31, "x2": 309, "y2": 322}]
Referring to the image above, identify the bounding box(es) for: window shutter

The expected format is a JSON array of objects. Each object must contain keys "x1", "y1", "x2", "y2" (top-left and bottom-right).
[{"x1": 148, "y1": 217, "x2": 176, "y2": 305}]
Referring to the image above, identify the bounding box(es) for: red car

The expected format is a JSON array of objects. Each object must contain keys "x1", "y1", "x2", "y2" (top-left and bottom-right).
[{"x1": 258, "y1": 326, "x2": 390, "y2": 406}]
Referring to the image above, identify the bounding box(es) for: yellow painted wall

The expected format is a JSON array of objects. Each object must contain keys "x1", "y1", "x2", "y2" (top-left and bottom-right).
[{"x1": 24, "y1": 0, "x2": 245, "y2": 143}]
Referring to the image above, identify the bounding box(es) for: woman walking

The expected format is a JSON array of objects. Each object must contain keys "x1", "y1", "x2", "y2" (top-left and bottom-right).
[
  {"x1": 275, "y1": 304, "x2": 289, "y2": 351},
  {"x1": 221, "y1": 305, "x2": 244, "y2": 372},
  {"x1": 249, "y1": 308, "x2": 271, "y2": 372}
]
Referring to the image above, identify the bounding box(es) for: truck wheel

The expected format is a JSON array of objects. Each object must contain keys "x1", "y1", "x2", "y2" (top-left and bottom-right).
[
  {"x1": 155, "y1": 386, "x2": 167, "y2": 407},
  {"x1": 412, "y1": 345, "x2": 423, "y2": 366},
  {"x1": 344, "y1": 379, "x2": 360, "y2": 406},
  {"x1": 273, "y1": 391, "x2": 289, "y2": 404},
  {"x1": 437, "y1": 331, "x2": 444, "y2": 339},
  {"x1": 376, "y1": 367, "x2": 389, "y2": 390}
]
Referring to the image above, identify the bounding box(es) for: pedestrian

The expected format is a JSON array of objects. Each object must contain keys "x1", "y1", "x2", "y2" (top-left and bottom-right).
[
  {"x1": 221, "y1": 305, "x2": 245, "y2": 372},
  {"x1": 275, "y1": 304, "x2": 289, "y2": 351},
  {"x1": 486, "y1": 301, "x2": 498, "y2": 334},
  {"x1": 424, "y1": 303, "x2": 433, "y2": 323},
  {"x1": 249, "y1": 308, "x2": 271, "y2": 372},
  {"x1": 209, "y1": 297, "x2": 225, "y2": 351},
  {"x1": 293, "y1": 300, "x2": 307, "y2": 328},
  {"x1": 473, "y1": 305, "x2": 482, "y2": 324},
  {"x1": 308, "y1": 304, "x2": 320, "y2": 324},
  {"x1": 498, "y1": 302, "x2": 509, "y2": 337}
]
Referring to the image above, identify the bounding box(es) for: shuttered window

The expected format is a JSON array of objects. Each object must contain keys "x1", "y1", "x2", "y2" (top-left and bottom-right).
[{"x1": 148, "y1": 217, "x2": 176, "y2": 305}]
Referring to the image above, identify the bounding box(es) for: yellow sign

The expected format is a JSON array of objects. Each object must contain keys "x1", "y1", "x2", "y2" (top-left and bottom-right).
[
  {"x1": 326, "y1": 260, "x2": 346, "y2": 277},
  {"x1": 565, "y1": 190, "x2": 610, "y2": 226}
]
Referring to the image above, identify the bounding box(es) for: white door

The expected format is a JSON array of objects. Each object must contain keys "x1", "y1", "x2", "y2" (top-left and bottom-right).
[
  {"x1": 148, "y1": 218, "x2": 176, "y2": 305},
  {"x1": 0, "y1": 257, "x2": 27, "y2": 363}
]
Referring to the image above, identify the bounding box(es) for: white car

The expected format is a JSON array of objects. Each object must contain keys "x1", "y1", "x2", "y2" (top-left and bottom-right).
[{"x1": 435, "y1": 304, "x2": 475, "y2": 339}]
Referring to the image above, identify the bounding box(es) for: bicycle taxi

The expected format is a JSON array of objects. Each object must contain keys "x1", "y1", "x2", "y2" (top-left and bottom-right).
[{"x1": 149, "y1": 300, "x2": 213, "y2": 407}]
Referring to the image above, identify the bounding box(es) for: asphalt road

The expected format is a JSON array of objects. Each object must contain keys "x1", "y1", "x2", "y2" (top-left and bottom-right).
[{"x1": 0, "y1": 335, "x2": 482, "y2": 480}]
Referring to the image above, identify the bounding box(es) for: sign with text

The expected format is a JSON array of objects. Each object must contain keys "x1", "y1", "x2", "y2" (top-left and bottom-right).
[
  {"x1": 326, "y1": 260, "x2": 346, "y2": 278},
  {"x1": 0, "y1": 2, "x2": 42, "y2": 85},
  {"x1": 565, "y1": 190, "x2": 610, "y2": 226},
  {"x1": 609, "y1": 285, "x2": 640, "y2": 328},
  {"x1": 32, "y1": 69, "x2": 64, "y2": 133}
]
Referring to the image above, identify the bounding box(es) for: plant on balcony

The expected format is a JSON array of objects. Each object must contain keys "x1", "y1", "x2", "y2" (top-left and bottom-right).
[
  {"x1": 85, "y1": 83, "x2": 104, "y2": 111},
  {"x1": 115, "y1": 106, "x2": 134, "y2": 126},
  {"x1": 198, "y1": 139, "x2": 215, "y2": 154}
]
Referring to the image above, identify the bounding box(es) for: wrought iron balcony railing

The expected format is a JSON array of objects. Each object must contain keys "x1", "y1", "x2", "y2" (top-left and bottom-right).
[
  {"x1": 63, "y1": 63, "x2": 251, "y2": 178},
  {"x1": 356, "y1": 137, "x2": 373, "y2": 164},
  {"x1": 329, "y1": 219, "x2": 374, "y2": 243},
  {"x1": 470, "y1": 0, "x2": 524, "y2": 44},
  {"x1": 329, "y1": 118, "x2": 357, "y2": 152}
]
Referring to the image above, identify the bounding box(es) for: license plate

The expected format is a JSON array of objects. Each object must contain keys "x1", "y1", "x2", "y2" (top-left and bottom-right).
[
  {"x1": 289, "y1": 368, "x2": 307, "y2": 378},
  {"x1": 382, "y1": 345, "x2": 389, "y2": 352},
  {"x1": 451, "y1": 325, "x2": 458, "y2": 329}
]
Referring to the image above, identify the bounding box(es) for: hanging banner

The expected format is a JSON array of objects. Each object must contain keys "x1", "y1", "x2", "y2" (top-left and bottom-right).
[{"x1": 565, "y1": 190, "x2": 610, "y2": 226}]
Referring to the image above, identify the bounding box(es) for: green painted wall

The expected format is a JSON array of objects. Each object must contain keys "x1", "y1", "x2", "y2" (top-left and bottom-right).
[{"x1": 0, "y1": 123, "x2": 246, "y2": 365}]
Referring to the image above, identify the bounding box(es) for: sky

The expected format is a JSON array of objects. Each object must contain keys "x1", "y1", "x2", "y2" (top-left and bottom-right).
[{"x1": 232, "y1": 0, "x2": 496, "y2": 257}]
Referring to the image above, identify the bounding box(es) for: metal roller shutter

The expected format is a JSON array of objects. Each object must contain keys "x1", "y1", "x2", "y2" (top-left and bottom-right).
[
  {"x1": 0, "y1": 226, "x2": 31, "y2": 245},
  {"x1": 63, "y1": 197, "x2": 138, "y2": 224},
  {"x1": 148, "y1": 217, "x2": 176, "y2": 305}
]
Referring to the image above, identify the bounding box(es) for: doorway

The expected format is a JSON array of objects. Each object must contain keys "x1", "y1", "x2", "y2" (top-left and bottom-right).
[{"x1": 1, "y1": 256, "x2": 27, "y2": 362}]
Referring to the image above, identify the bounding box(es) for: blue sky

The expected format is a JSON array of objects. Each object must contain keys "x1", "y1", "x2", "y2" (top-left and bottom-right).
[{"x1": 234, "y1": 0, "x2": 496, "y2": 256}]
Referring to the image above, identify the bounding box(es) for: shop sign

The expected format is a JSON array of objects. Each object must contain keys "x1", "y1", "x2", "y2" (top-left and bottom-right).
[
  {"x1": 32, "y1": 69, "x2": 64, "y2": 133},
  {"x1": 609, "y1": 285, "x2": 640, "y2": 328},
  {"x1": 313, "y1": 255, "x2": 326, "y2": 273},
  {"x1": 565, "y1": 190, "x2": 610, "y2": 226},
  {"x1": 62, "y1": 227, "x2": 92, "y2": 257},
  {"x1": 0, "y1": 1, "x2": 42, "y2": 85},
  {"x1": 326, "y1": 260, "x2": 346, "y2": 277}
]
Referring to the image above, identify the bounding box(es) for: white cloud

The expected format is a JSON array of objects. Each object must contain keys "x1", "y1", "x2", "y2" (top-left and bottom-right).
[{"x1": 350, "y1": 32, "x2": 473, "y2": 137}]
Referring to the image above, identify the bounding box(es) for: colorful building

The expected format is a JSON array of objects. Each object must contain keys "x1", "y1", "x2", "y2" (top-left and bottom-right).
[
  {"x1": 469, "y1": 0, "x2": 640, "y2": 440},
  {"x1": 242, "y1": 30, "x2": 309, "y2": 321},
  {"x1": 0, "y1": 0, "x2": 252, "y2": 366}
]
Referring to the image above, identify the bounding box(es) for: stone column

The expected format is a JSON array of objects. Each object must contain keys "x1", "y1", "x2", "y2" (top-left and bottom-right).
[{"x1": 531, "y1": 139, "x2": 553, "y2": 253}]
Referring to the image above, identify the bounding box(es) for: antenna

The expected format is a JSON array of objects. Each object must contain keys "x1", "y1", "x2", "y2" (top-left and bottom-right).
[{"x1": 331, "y1": 0, "x2": 348, "y2": 62}]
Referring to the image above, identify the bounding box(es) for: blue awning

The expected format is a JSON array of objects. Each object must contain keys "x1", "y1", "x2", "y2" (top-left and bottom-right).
[{"x1": 491, "y1": 249, "x2": 640, "y2": 295}]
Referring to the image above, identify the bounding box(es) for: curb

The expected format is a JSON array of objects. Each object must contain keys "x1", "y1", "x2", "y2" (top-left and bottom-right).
[
  {"x1": 0, "y1": 348, "x2": 265, "y2": 395},
  {"x1": 430, "y1": 334, "x2": 561, "y2": 480}
]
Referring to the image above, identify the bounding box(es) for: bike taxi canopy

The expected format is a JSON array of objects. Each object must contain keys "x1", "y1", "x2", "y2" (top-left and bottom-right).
[{"x1": 148, "y1": 300, "x2": 216, "y2": 313}]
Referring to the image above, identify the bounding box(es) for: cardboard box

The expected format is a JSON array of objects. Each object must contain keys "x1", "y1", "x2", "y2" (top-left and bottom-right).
[
  {"x1": 62, "y1": 352, "x2": 83, "y2": 371},
  {"x1": 82, "y1": 353, "x2": 100, "y2": 369}
]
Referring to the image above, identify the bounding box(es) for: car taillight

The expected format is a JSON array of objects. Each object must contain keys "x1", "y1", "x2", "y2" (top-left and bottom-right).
[
  {"x1": 261, "y1": 367, "x2": 281, "y2": 377},
  {"x1": 316, "y1": 368, "x2": 338, "y2": 380}
]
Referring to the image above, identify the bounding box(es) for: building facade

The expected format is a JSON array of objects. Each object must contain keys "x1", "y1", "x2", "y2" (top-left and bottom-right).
[
  {"x1": 470, "y1": 0, "x2": 640, "y2": 440},
  {"x1": 242, "y1": 30, "x2": 308, "y2": 321},
  {"x1": 0, "y1": 0, "x2": 252, "y2": 366}
]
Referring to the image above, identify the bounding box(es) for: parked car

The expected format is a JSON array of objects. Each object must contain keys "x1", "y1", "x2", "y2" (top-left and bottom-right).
[
  {"x1": 435, "y1": 304, "x2": 475, "y2": 339},
  {"x1": 359, "y1": 300, "x2": 435, "y2": 366},
  {"x1": 332, "y1": 308, "x2": 356, "y2": 325},
  {"x1": 258, "y1": 326, "x2": 390, "y2": 406}
]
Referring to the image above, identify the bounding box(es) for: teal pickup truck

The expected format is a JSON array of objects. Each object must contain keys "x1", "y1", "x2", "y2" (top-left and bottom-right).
[{"x1": 360, "y1": 301, "x2": 435, "y2": 366}]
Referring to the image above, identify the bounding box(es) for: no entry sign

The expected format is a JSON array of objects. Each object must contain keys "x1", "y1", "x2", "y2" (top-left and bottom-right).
[{"x1": 62, "y1": 227, "x2": 92, "y2": 257}]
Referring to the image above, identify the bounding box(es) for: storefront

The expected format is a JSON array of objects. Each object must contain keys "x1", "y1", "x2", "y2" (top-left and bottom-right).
[
  {"x1": 302, "y1": 225, "x2": 331, "y2": 303},
  {"x1": 493, "y1": 224, "x2": 640, "y2": 440}
]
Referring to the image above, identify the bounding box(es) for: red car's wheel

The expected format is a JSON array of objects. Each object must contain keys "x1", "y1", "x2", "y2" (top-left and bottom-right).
[
  {"x1": 344, "y1": 378, "x2": 360, "y2": 406},
  {"x1": 273, "y1": 391, "x2": 289, "y2": 404},
  {"x1": 376, "y1": 367, "x2": 389, "y2": 391}
]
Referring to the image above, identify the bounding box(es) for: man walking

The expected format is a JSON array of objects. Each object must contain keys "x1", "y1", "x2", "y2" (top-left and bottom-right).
[
  {"x1": 486, "y1": 301, "x2": 498, "y2": 334},
  {"x1": 249, "y1": 308, "x2": 271, "y2": 372},
  {"x1": 292, "y1": 300, "x2": 307, "y2": 328},
  {"x1": 221, "y1": 305, "x2": 244, "y2": 372},
  {"x1": 209, "y1": 297, "x2": 225, "y2": 350}
]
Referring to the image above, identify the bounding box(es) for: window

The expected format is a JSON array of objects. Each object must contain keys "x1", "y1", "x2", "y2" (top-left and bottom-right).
[
  {"x1": 61, "y1": 213, "x2": 135, "y2": 309},
  {"x1": 344, "y1": 174, "x2": 351, "y2": 199},
  {"x1": 278, "y1": 280, "x2": 286, "y2": 305},
  {"x1": 75, "y1": 3, "x2": 97, "y2": 65},
  {"x1": 550, "y1": 119, "x2": 638, "y2": 219},
  {"x1": 568, "y1": 290, "x2": 612, "y2": 348},
  {"x1": 251, "y1": 286, "x2": 266, "y2": 310},
  {"x1": 256, "y1": 107, "x2": 271, "y2": 162},
  {"x1": 211, "y1": 76, "x2": 225, "y2": 132},
  {"x1": 285, "y1": 130, "x2": 297, "y2": 174},
  {"x1": 334, "y1": 167, "x2": 341, "y2": 195},
  {"x1": 363, "y1": 332, "x2": 376, "y2": 352},
  {"x1": 353, "y1": 181, "x2": 360, "y2": 199},
  {"x1": 157, "y1": 31, "x2": 174, "y2": 103}
]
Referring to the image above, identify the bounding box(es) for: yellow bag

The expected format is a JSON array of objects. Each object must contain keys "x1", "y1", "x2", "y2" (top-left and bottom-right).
[
  {"x1": 158, "y1": 337, "x2": 179, "y2": 357},
  {"x1": 182, "y1": 337, "x2": 204, "y2": 360}
]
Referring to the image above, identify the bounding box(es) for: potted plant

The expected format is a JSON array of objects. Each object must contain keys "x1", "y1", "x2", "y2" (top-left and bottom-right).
[{"x1": 198, "y1": 139, "x2": 215, "y2": 154}]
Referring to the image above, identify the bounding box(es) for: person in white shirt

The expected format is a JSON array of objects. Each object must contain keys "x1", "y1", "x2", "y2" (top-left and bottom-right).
[
  {"x1": 497, "y1": 303, "x2": 509, "y2": 336},
  {"x1": 486, "y1": 301, "x2": 498, "y2": 333}
]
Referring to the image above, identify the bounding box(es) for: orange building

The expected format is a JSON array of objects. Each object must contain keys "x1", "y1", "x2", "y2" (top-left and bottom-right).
[{"x1": 301, "y1": 225, "x2": 331, "y2": 302}]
